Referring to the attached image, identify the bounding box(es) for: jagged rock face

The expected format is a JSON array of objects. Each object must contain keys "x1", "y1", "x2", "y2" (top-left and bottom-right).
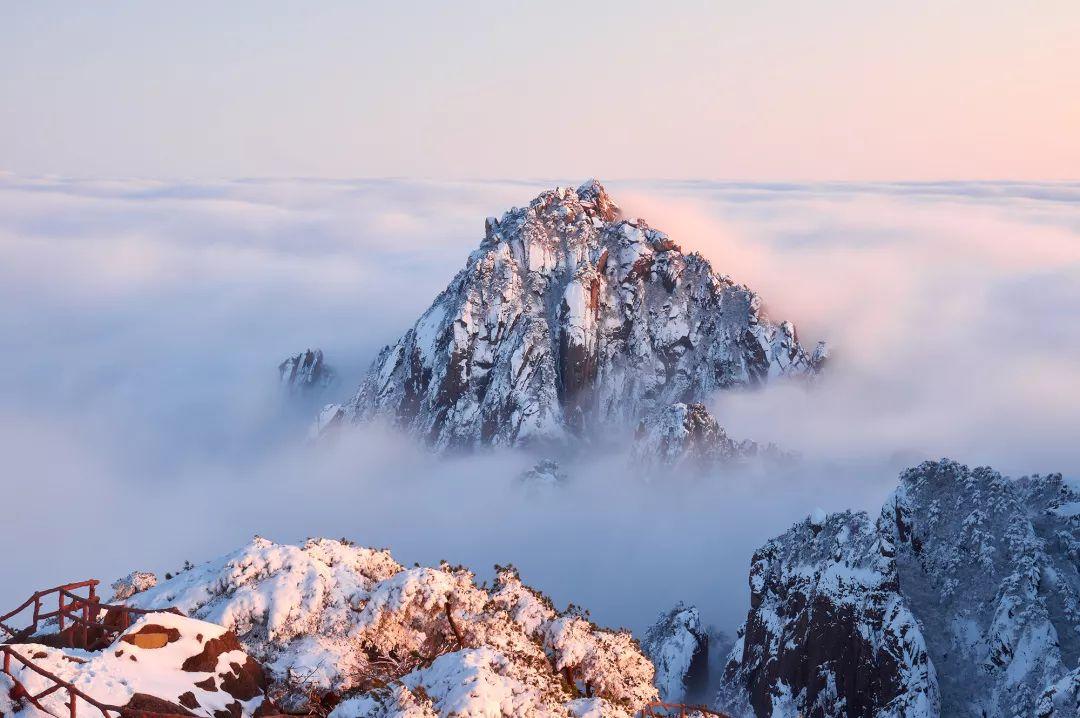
[
  {"x1": 718, "y1": 459, "x2": 1080, "y2": 718},
  {"x1": 641, "y1": 604, "x2": 709, "y2": 702},
  {"x1": 279, "y1": 349, "x2": 335, "y2": 393},
  {"x1": 340, "y1": 180, "x2": 824, "y2": 450},
  {"x1": 716, "y1": 509, "x2": 937, "y2": 718},
  {"x1": 884, "y1": 460, "x2": 1080, "y2": 718},
  {"x1": 124, "y1": 538, "x2": 657, "y2": 717},
  {"x1": 0, "y1": 613, "x2": 271, "y2": 718}
]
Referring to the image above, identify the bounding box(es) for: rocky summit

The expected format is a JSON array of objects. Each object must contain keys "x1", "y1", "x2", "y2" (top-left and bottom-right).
[{"x1": 328, "y1": 180, "x2": 825, "y2": 451}]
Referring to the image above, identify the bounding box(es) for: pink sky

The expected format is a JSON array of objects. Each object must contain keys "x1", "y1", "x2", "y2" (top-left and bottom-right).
[{"x1": 2, "y1": 1, "x2": 1078, "y2": 179}]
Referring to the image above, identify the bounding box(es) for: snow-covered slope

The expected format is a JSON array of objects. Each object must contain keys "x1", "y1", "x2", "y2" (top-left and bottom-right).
[
  {"x1": 641, "y1": 604, "x2": 708, "y2": 702},
  {"x1": 334, "y1": 180, "x2": 824, "y2": 450},
  {"x1": 123, "y1": 538, "x2": 657, "y2": 717},
  {"x1": 717, "y1": 459, "x2": 1080, "y2": 718},
  {"x1": 1, "y1": 612, "x2": 271, "y2": 718}
]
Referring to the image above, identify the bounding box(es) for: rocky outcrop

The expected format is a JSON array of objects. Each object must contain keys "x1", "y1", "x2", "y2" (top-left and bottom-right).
[
  {"x1": 518, "y1": 459, "x2": 566, "y2": 492},
  {"x1": 123, "y1": 538, "x2": 657, "y2": 717},
  {"x1": 109, "y1": 570, "x2": 158, "y2": 601},
  {"x1": 631, "y1": 403, "x2": 791, "y2": 470},
  {"x1": 1, "y1": 612, "x2": 272, "y2": 718},
  {"x1": 715, "y1": 510, "x2": 937, "y2": 718},
  {"x1": 885, "y1": 461, "x2": 1080, "y2": 718},
  {"x1": 717, "y1": 459, "x2": 1080, "y2": 718},
  {"x1": 337, "y1": 180, "x2": 824, "y2": 451},
  {"x1": 279, "y1": 349, "x2": 335, "y2": 394},
  {"x1": 641, "y1": 604, "x2": 709, "y2": 702}
]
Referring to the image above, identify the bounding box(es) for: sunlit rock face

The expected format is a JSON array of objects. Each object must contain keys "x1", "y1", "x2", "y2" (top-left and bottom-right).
[
  {"x1": 338, "y1": 180, "x2": 824, "y2": 451},
  {"x1": 717, "y1": 459, "x2": 1080, "y2": 718}
]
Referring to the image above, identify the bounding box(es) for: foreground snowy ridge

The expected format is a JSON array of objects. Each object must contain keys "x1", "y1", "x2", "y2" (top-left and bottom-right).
[
  {"x1": 716, "y1": 459, "x2": 1080, "y2": 718},
  {"x1": 328, "y1": 180, "x2": 824, "y2": 451},
  {"x1": 122, "y1": 537, "x2": 658, "y2": 717}
]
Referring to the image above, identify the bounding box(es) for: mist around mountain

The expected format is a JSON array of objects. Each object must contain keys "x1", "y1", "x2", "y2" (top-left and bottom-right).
[{"x1": 2, "y1": 176, "x2": 1079, "y2": 716}]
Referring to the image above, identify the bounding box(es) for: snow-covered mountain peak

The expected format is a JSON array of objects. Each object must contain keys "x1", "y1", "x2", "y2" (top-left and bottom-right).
[{"x1": 333, "y1": 180, "x2": 825, "y2": 450}]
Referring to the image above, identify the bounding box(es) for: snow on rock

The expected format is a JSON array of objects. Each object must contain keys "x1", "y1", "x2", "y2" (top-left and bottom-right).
[
  {"x1": 715, "y1": 510, "x2": 938, "y2": 718},
  {"x1": 884, "y1": 460, "x2": 1080, "y2": 718},
  {"x1": 279, "y1": 349, "x2": 336, "y2": 394},
  {"x1": 518, "y1": 459, "x2": 567, "y2": 492},
  {"x1": 641, "y1": 604, "x2": 708, "y2": 702},
  {"x1": 1036, "y1": 667, "x2": 1080, "y2": 717},
  {"x1": 109, "y1": 570, "x2": 158, "y2": 601},
  {"x1": 123, "y1": 539, "x2": 657, "y2": 716},
  {"x1": 631, "y1": 403, "x2": 790, "y2": 470},
  {"x1": 0, "y1": 612, "x2": 271, "y2": 718},
  {"x1": 337, "y1": 180, "x2": 824, "y2": 451},
  {"x1": 718, "y1": 459, "x2": 1080, "y2": 718}
]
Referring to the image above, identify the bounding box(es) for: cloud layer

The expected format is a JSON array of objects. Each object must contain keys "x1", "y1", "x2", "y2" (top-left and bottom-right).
[{"x1": 2, "y1": 175, "x2": 1078, "y2": 636}]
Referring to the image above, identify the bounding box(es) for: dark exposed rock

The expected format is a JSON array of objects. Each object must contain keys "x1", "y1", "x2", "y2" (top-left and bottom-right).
[
  {"x1": 125, "y1": 693, "x2": 197, "y2": 716},
  {"x1": 181, "y1": 631, "x2": 244, "y2": 672}
]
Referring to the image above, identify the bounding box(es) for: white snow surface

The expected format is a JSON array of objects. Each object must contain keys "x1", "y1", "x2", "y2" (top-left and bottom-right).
[{"x1": 124, "y1": 537, "x2": 657, "y2": 716}]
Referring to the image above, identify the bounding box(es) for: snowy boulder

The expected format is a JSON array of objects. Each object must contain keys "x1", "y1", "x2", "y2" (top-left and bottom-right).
[
  {"x1": 0, "y1": 612, "x2": 272, "y2": 718},
  {"x1": 109, "y1": 570, "x2": 158, "y2": 601},
  {"x1": 641, "y1": 604, "x2": 708, "y2": 702},
  {"x1": 123, "y1": 538, "x2": 658, "y2": 715}
]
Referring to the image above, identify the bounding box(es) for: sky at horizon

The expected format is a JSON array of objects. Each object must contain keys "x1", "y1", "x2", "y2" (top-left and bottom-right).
[{"x1": 3, "y1": 1, "x2": 1078, "y2": 181}]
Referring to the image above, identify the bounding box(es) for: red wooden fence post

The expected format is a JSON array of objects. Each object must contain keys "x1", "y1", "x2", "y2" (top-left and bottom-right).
[
  {"x1": 4, "y1": 649, "x2": 10, "y2": 675},
  {"x1": 58, "y1": 593, "x2": 65, "y2": 634},
  {"x1": 68, "y1": 686, "x2": 77, "y2": 718}
]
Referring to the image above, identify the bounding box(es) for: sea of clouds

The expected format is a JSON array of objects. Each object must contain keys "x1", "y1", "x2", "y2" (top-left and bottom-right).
[{"x1": 2, "y1": 173, "x2": 1078, "y2": 637}]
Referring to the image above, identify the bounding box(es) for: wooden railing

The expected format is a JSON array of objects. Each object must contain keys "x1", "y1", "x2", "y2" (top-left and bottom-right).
[
  {"x1": 1, "y1": 644, "x2": 192, "y2": 718},
  {"x1": 639, "y1": 701, "x2": 730, "y2": 717},
  {"x1": 0, "y1": 580, "x2": 194, "y2": 718},
  {"x1": 0, "y1": 580, "x2": 177, "y2": 651}
]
